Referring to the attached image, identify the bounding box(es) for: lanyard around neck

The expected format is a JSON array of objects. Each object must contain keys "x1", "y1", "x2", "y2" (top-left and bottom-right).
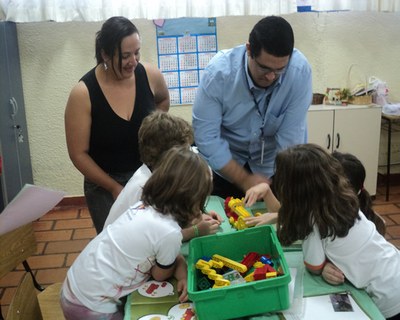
[
  {"x1": 246, "y1": 76, "x2": 271, "y2": 165},
  {"x1": 245, "y1": 63, "x2": 271, "y2": 124}
]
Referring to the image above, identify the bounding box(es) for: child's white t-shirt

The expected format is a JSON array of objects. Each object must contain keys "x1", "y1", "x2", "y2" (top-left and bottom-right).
[
  {"x1": 105, "y1": 164, "x2": 152, "y2": 227},
  {"x1": 303, "y1": 211, "x2": 400, "y2": 318},
  {"x1": 65, "y1": 203, "x2": 182, "y2": 313}
]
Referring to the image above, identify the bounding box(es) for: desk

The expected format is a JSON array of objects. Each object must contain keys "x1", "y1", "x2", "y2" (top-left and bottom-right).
[
  {"x1": 124, "y1": 196, "x2": 384, "y2": 320},
  {"x1": 381, "y1": 113, "x2": 400, "y2": 201}
]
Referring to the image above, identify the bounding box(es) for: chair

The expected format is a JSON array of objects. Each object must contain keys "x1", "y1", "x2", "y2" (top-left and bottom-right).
[
  {"x1": 6, "y1": 273, "x2": 43, "y2": 320},
  {"x1": 37, "y1": 283, "x2": 64, "y2": 319},
  {"x1": 0, "y1": 223, "x2": 64, "y2": 320}
]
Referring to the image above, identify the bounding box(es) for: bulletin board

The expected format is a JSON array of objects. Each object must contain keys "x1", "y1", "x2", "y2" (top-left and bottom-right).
[{"x1": 154, "y1": 17, "x2": 218, "y2": 105}]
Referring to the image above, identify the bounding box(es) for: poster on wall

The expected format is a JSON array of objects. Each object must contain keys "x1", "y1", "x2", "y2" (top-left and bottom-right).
[{"x1": 154, "y1": 17, "x2": 218, "y2": 105}]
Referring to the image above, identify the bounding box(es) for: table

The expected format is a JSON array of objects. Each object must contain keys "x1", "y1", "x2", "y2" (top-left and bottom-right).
[
  {"x1": 124, "y1": 196, "x2": 384, "y2": 320},
  {"x1": 381, "y1": 113, "x2": 400, "y2": 201}
]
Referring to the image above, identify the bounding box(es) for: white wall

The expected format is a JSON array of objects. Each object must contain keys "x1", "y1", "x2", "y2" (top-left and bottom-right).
[{"x1": 16, "y1": 12, "x2": 400, "y2": 196}]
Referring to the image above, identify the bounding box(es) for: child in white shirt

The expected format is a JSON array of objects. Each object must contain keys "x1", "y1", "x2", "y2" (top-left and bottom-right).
[
  {"x1": 60, "y1": 146, "x2": 213, "y2": 320},
  {"x1": 244, "y1": 143, "x2": 400, "y2": 320},
  {"x1": 104, "y1": 111, "x2": 222, "y2": 239}
]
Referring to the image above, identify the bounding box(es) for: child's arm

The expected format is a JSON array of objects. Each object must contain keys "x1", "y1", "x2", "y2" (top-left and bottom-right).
[
  {"x1": 244, "y1": 212, "x2": 278, "y2": 226},
  {"x1": 303, "y1": 226, "x2": 330, "y2": 278},
  {"x1": 173, "y1": 254, "x2": 188, "y2": 302},
  {"x1": 181, "y1": 214, "x2": 221, "y2": 241},
  {"x1": 244, "y1": 182, "x2": 280, "y2": 212},
  {"x1": 151, "y1": 260, "x2": 176, "y2": 281},
  {"x1": 204, "y1": 209, "x2": 224, "y2": 223},
  {"x1": 150, "y1": 255, "x2": 188, "y2": 303},
  {"x1": 304, "y1": 262, "x2": 324, "y2": 276}
]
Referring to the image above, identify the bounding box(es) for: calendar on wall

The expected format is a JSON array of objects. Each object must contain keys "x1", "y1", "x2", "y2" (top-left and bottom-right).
[{"x1": 154, "y1": 17, "x2": 218, "y2": 105}]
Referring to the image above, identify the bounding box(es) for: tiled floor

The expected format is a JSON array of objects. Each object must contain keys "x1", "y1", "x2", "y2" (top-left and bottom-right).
[{"x1": 1, "y1": 183, "x2": 400, "y2": 318}]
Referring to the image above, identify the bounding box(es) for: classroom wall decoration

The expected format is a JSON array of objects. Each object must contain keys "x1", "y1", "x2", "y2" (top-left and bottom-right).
[{"x1": 154, "y1": 17, "x2": 217, "y2": 105}]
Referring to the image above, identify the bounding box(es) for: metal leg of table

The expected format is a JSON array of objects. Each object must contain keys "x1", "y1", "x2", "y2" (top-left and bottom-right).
[{"x1": 386, "y1": 117, "x2": 392, "y2": 201}]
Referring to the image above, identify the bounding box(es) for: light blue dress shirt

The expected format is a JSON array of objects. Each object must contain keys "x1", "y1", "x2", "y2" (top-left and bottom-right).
[{"x1": 192, "y1": 44, "x2": 312, "y2": 178}]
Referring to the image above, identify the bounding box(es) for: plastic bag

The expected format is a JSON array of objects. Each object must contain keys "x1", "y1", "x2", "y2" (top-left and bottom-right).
[
  {"x1": 383, "y1": 104, "x2": 400, "y2": 116},
  {"x1": 368, "y1": 76, "x2": 389, "y2": 106}
]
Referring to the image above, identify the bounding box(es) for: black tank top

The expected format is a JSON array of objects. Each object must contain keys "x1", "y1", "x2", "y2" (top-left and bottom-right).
[{"x1": 81, "y1": 63, "x2": 155, "y2": 173}]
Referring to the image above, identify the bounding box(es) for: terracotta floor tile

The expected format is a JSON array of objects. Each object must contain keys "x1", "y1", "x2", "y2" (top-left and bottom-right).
[
  {"x1": 45, "y1": 239, "x2": 91, "y2": 255},
  {"x1": 0, "y1": 286, "x2": 17, "y2": 306},
  {"x1": 79, "y1": 207, "x2": 91, "y2": 218},
  {"x1": 39, "y1": 209, "x2": 79, "y2": 220},
  {"x1": 32, "y1": 220, "x2": 54, "y2": 231},
  {"x1": 14, "y1": 263, "x2": 29, "y2": 272},
  {"x1": 372, "y1": 197, "x2": 385, "y2": 204},
  {"x1": 384, "y1": 217, "x2": 396, "y2": 226},
  {"x1": 66, "y1": 253, "x2": 80, "y2": 267},
  {"x1": 34, "y1": 229, "x2": 73, "y2": 242},
  {"x1": 35, "y1": 242, "x2": 46, "y2": 255},
  {"x1": 372, "y1": 203, "x2": 400, "y2": 215},
  {"x1": 389, "y1": 213, "x2": 400, "y2": 224},
  {"x1": 389, "y1": 193, "x2": 400, "y2": 203},
  {"x1": 0, "y1": 271, "x2": 24, "y2": 288},
  {"x1": 54, "y1": 218, "x2": 93, "y2": 230},
  {"x1": 27, "y1": 254, "x2": 66, "y2": 269},
  {"x1": 385, "y1": 184, "x2": 400, "y2": 193},
  {"x1": 390, "y1": 238, "x2": 400, "y2": 249},
  {"x1": 73, "y1": 228, "x2": 97, "y2": 240},
  {"x1": 36, "y1": 268, "x2": 68, "y2": 285},
  {"x1": 386, "y1": 225, "x2": 400, "y2": 238}
]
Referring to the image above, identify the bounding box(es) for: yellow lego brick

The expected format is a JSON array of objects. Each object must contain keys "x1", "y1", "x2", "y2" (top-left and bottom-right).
[
  {"x1": 212, "y1": 254, "x2": 247, "y2": 273},
  {"x1": 208, "y1": 273, "x2": 223, "y2": 281},
  {"x1": 244, "y1": 272, "x2": 254, "y2": 282},
  {"x1": 266, "y1": 272, "x2": 277, "y2": 278},
  {"x1": 214, "y1": 278, "x2": 230, "y2": 286}
]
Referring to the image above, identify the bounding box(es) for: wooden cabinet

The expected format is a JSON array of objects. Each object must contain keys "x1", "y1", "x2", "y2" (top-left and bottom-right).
[
  {"x1": 307, "y1": 104, "x2": 382, "y2": 195},
  {"x1": 0, "y1": 22, "x2": 33, "y2": 210}
]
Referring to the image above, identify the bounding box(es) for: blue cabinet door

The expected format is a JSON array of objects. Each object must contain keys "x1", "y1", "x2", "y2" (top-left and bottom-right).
[{"x1": 0, "y1": 21, "x2": 33, "y2": 210}]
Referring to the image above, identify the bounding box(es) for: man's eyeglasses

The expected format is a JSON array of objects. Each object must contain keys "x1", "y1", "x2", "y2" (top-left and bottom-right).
[{"x1": 254, "y1": 58, "x2": 286, "y2": 76}]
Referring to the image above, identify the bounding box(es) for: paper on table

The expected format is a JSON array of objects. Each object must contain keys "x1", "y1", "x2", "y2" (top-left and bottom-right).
[
  {"x1": 0, "y1": 184, "x2": 65, "y2": 235},
  {"x1": 301, "y1": 293, "x2": 370, "y2": 320},
  {"x1": 283, "y1": 292, "x2": 369, "y2": 320},
  {"x1": 282, "y1": 268, "x2": 304, "y2": 320}
]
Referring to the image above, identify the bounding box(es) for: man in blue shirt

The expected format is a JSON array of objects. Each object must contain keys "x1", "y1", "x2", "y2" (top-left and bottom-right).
[{"x1": 193, "y1": 16, "x2": 312, "y2": 199}]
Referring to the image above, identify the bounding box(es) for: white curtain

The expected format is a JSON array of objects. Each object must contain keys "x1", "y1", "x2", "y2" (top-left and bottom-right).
[
  {"x1": 311, "y1": 0, "x2": 400, "y2": 11},
  {"x1": 0, "y1": 0, "x2": 298, "y2": 23}
]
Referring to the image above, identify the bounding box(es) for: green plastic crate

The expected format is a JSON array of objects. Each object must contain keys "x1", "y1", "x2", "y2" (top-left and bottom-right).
[{"x1": 187, "y1": 225, "x2": 291, "y2": 320}]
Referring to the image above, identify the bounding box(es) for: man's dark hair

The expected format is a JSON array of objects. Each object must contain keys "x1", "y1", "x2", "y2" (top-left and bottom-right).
[{"x1": 249, "y1": 16, "x2": 294, "y2": 58}]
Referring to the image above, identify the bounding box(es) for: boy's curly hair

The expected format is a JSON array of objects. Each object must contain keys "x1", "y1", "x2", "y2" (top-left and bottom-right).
[{"x1": 138, "y1": 111, "x2": 193, "y2": 170}]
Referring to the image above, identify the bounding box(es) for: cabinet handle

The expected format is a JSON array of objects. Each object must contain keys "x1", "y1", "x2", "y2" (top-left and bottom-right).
[
  {"x1": 10, "y1": 97, "x2": 18, "y2": 118},
  {"x1": 336, "y1": 133, "x2": 340, "y2": 149},
  {"x1": 327, "y1": 134, "x2": 331, "y2": 150}
]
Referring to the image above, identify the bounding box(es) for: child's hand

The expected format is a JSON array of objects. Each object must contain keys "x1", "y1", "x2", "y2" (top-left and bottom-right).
[
  {"x1": 244, "y1": 183, "x2": 269, "y2": 207},
  {"x1": 322, "y1": 262, "x2": 345, "y2": 285},
  {"x1": 197, "y1": 217, "x2": 220, "y2": 236},
  {"x1": 204, "y1": 210, "x2": 224, "y2": 223},
  {"x1": 244, "y1": 212, "x2": 278, "y2": 226},
  {"x1": 176, "y1": 277, "x2": 188, "y2": 302}
]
